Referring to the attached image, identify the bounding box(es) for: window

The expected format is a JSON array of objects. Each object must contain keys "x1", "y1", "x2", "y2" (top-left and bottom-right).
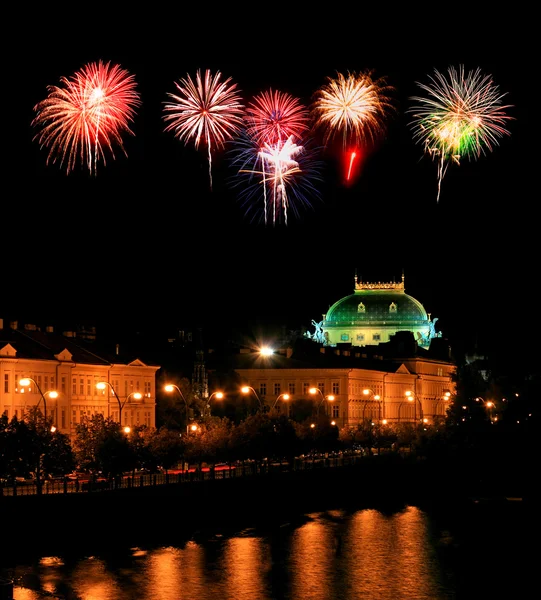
[
  {"x1": 372, "y1": 334, "x2": 381, "y2": 341},
  {"x1": 79, "y1": 379, "x2": 84, "y2": 395},
  {"x1": 259, "y1": 383, "x2": 267, "y2": 397},
  {"x1": 341, "y1": 333, "x2": 349, "y2": 341},
  {"x1": 389, "y1": 302, "x2": 397, "y2": 313},
  {"x1": 288, "y1": 382, "x2": 295, "y2": 395},
  {"x1": 72, "y1": 378, "x2": 77, "y2": 394},
  {"x1": 61, "y1": 377, "x2": 66, "y2": 394},
  {"x1": 4, "y1": 374, "x2": 8, "y2": 394},
  {"x1": 61, "y1": 410, "x2": 66, "y2": 429},
  {"x1": 318, "y1": 383, "x2": 325, "y2": 393},
  {"x1": 356, "y1": 334, "x2": 365, "y2": 341},
  {"x1": 332, "y1": 382, "x2": 339, "y2": 394},
  {"x1": 332, "y1": 405, "x2": 339, "y2": 418},
  {"x1": 87, "y1": 379, "x2": 91, "y2": 395},
  {"x1": 303, "y1": 382, "x2": 310, "y2": 394},
  {"x1": 358, "y1": 303, "x2": 366, "y2": 313},
  {"x1": 145, "y1": 381, "x2": 151, "y2": 397}
]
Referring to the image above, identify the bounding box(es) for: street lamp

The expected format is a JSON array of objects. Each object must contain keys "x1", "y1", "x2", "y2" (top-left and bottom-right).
[
  {"x1": 164, "y1": 384, "x2": 191, "y2": 433},
  {"x1": 241, "y1": 385, "x2": 263, "y2": 411},
  {"x1": 362, "y1": 388, "x2": 381, "y2": 421},
  {"x1": 309, "y1": 387, "x2": 335, "y2": 417},
  {"x1": 96, "y1": 381, "x2": 142, "y2": 427},
  {"x1": 475, "y1": 397, "x2": 495, "y2": 421},
  {"x1": 405, "y1": 390, "x2": 423, "y2": 423},
  {"x1": 206, "y1": 391, "x2": 224, "y2": 416},
  {"x1": 19, "y1": 377, "x2": 58, "y2": 426},
  {"x1": 271, "y1": 392, "x2": 290, "y2": 412},
  {"x1": 435, "y1": 391, "x2": 451, "y2": 419}
]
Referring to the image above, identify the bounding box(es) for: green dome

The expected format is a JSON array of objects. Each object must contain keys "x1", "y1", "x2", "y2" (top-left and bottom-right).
[
  {"x1": 325, "y1": 291, "x2": 428, "y2": 326},
  {"x1": 307, "y1": 274, "x2": 438, "y2": 348}
]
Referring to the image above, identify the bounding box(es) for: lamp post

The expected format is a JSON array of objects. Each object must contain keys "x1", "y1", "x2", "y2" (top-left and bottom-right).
[
  {"x1": 19, "y1": 378, "x2": 58, "y2": 427},
  {"x1": 19, "y1": 378, "x2": 59, "y2": 493},
  {"x1": 206, "y1": 391, "x2": 224, "y2": 417},
  {"x1": 475, "y1": 397, "x2": 495, "y2": 421},
  {"x1": 435, "y1": 391, "x2": 451, "y2": 420},
  {"x1": 405, "y1": 390, "x2": 423, "y2": 424},
  {"x1": 309, "y1": 387, "x2": 335, "y2": 417},
  {"x1": 361, "y1": 388, "x2": 381, "y2": 422},
  {"x1": 164, "y1": 384, "x2": 191, "y2": 433},
  {"x1": 97, "y1": 381, "x2": 142, "y2": 427},
  {"x1": 241, "y1": 385, "x2": 263, "y2": 411},
  {"x1": 271, "y1": 393, "x2": 290, "y2": 413}
]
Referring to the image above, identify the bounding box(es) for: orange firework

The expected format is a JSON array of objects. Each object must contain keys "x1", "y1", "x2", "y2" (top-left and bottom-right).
[
  {"x1": 312, "y1": 70, "x2": 395, "y2": 148},
  {"x1": 32, "y1": 60, "x2": 141, "y2": 175}
]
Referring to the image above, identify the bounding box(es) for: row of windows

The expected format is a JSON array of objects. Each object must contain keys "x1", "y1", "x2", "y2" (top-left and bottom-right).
[
  {"x1": 3, "y1": 374, "x2": 153, "y2": 398},
  {"x1": 340, "y1": 333, "x2": 382, "y2": 342},
  {"x1": 255, "y1": 382, "x2": 341, "y2": 397}
]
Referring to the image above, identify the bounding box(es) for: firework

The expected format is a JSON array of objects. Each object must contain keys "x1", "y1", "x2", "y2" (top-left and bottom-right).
[
  {"x1": 228, "y1": 131, "x2": 323, "y2": 225},
  {"x1": 163, "y1": 69, "x2": 245, "y2": 189},
  {"x1": 32, "y1": 60, "x2": 141, "y2": 175},
  {"x1": 409, "y1": 65, "x2": 513, "y2": 202},
  {"x1": 245, "y1": 89, "x2": 310, "y2": 146},
  {"x1": 311, "y1": 70, "x2": 395, "y2": 149}
]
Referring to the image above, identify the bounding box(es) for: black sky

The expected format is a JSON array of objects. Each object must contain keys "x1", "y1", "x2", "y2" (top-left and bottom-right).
[{"x1": 7, "y1": 13, "x2": 535, "y2": 358}]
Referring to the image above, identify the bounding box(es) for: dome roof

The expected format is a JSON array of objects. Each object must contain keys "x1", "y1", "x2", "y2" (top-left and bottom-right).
[
  {"x1": 305, "y1": 273, "x2": 439, "y2": 349},
  {"x1": 325, "y1": 289, "x2": 428, "y2": 326}
]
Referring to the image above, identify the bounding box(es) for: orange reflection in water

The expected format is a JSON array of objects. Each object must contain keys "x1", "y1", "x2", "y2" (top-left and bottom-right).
[
  {"x1": 345, "y1": 505, "x2": 442, "y2": 599},
  {"x1": 289, "y1": 515, "x2": 336, "y2": 600},
  {"x1": 221, "y1": 535, "x2": 269, "y2": 600}
]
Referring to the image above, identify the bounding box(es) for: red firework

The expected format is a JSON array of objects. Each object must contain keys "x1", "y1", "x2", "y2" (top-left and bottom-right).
[
  {"x1": 32, "y1": 60, "x2": 141, "y2": 175},
  {"x1": 245, "y1": 89, "x2": 310, "y2": 146}
]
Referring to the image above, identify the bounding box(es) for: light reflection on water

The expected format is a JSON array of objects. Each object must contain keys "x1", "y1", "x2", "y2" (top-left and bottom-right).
[{"x1": 4, "y1": 502, "x2": 530, "y2": 600}]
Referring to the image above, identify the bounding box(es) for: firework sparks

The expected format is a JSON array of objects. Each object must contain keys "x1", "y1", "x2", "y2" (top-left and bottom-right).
[
  {"x1": 409, "y1": 65, "x2": 514, "y2": 202},
  {"x1": 163, "y1": 69, "x2": 245, "y2": 189},
  {"x1": 245, "y1": 89, "x2": 311, "y2": 146},
  {"x1": 32, "y1": 60, "x2": 141, "y2": 175},
  {"x1": 312, "y1": 70, "x2": 395, "y2": 148},
  {"x1": 229, "y1": 132, "x2": 323, "y2": 225}
]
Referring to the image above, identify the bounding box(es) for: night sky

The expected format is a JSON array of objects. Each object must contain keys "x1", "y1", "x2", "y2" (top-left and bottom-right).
[{"x1": 7, "y1": 13, "x2": 535, "y2": 359}]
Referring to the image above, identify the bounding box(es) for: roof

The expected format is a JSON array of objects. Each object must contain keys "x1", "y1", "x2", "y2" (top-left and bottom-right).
[{"x1": 0, "y1": 324, "x2": 159, "y2": 367}]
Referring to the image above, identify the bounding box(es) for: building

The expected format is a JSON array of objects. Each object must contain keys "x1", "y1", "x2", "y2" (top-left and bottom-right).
[
  {"x1": 306, "y1": 272, "x2": 441, "y2": 349},
  {"x1": 0, "y1": 319, "x2": 159, "y2": 437},
  {"x1": 215, "y1": 274, "x2": 455, "y2": 427}
]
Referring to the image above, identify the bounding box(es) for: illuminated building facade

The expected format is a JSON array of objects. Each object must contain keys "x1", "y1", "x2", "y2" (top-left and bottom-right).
[
  {"x1": 230, "y1": 272, "x2": 455, "y2": 427},
  {"x1": 0, "y1": 319, "x2": 159, "y2": 436}
]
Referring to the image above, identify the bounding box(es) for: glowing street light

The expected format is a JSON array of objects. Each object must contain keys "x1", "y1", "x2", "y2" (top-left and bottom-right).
[
  {"x1": 475, "y1": 397, "x2": 495, "y2": 421},
  {"x1": 405, "y1": 390, "x2": 423, "y2": 423},
  {"x1": 97, "y1": 381, "x2": 142, "y2": 427},
  {"x1": 164, "y1": 384, "x2": 191, "y2": 433},
  {"x1": 309, "y1": 387, "x2": 335, "y2": 417},
  {"x1": 362, "y1": 388, "x2": 381, "y2": 421},
  {"x1": 206, "y1": 391, "x2": 224, "y2": 416},
  {"x1": 19, "y1": 377, "x2": 58, "y2": 426},
  {"x1": 435, "y1": 391, "x2": 451, "y2": 419},
  {"x1": 241, "y1": 385, "x2": 263, "y2": 411},
  {"x1": 271, "y1": 392, "x2": 290, "y2": 412}
]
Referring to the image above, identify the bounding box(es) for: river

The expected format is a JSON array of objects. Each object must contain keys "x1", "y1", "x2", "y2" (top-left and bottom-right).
[{"x1": 0, "y1": 494, "x2": 534, "y2": 600}]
